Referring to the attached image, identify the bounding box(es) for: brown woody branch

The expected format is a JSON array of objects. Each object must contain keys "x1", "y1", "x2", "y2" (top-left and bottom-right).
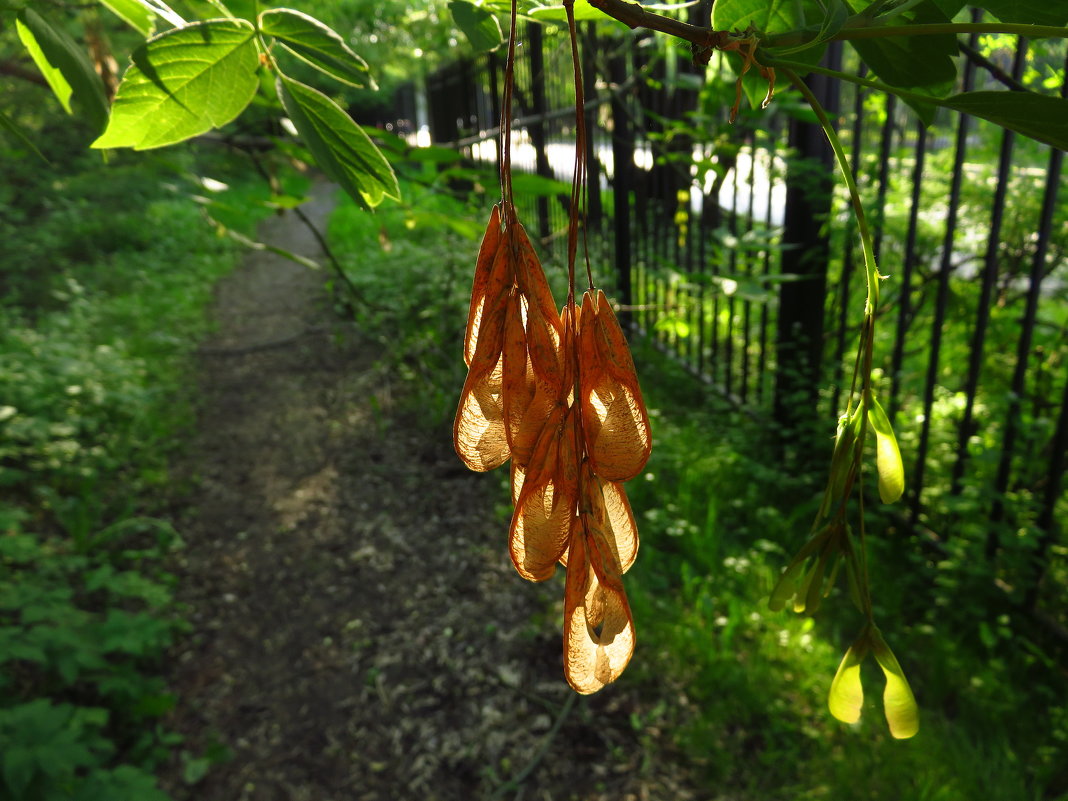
[
  {"x1": 0, "y1": 60, "x2": 48, "y2": 88},
  {"x1": 585, "y1": 0, "x2": 731, "y2": 51}
]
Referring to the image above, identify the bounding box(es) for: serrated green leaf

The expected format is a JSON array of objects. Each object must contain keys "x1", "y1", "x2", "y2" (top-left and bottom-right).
[
  {"x1": 99, "y1": 0, "x2": 156, "y2": 36},
  {"x1": 828, "y1": 631, "x2": 869, "y2": 724},
  {"x1": 93, "y1": 19, "x2": 259, "y2": 150},
  {"x1": 16, "y1": 8, "x2": 109, "y2": 133},
  {"x1": 871, "y1": 628, "x2": 919, "y2": 739},
  {"x1": 259, "y1": 9, "x2": 373, "y2": 89},
  {"x1": 973, "y1": 0, "x2": 1067, "y2": 25},
  {"x1": 942, "y1": 91, "x2": 1068, "y2": 151},
  {"x1": 449, "y1": 1, "x2": 503, "y2": 53},
  {"x1": 867, "y1": 397, "x2": 904, "y2": 504},
  {"x1": 277, "y1": 75, "x2": 399, "y2": 209}
]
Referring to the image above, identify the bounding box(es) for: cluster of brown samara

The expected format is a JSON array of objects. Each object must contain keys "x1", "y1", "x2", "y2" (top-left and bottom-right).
[{"x1": 453, "y1": 202, "x2": 652, "y2": 694}]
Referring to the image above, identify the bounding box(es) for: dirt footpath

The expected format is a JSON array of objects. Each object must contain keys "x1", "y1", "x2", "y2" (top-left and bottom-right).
[{"x1": 162, "y1": 182, "x2": 700, "y2": 801}]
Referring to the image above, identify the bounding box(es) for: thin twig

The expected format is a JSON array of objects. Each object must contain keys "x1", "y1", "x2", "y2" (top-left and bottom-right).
[
  {"x1": 959, "y1": 40, "x2": 1028, "y2": 93},
  {"x1": 237, "y1": 144, "x2": 385, "y2": 313},
  {"x1": 488, "y1": 693, "x2": 577, "y2": 800}
]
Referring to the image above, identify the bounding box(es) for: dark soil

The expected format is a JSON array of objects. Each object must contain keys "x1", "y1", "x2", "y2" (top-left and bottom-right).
[{"x1": 161, "y1": 182, "x2": 703, "y2": 801}]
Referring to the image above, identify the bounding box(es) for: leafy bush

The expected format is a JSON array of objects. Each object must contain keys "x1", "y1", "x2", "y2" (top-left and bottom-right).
[{"x1": 0, "y1": 137, "x2": 261, "y2": 799}]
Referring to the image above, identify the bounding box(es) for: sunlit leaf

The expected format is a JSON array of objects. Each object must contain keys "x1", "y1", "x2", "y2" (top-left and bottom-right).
[
  {"x1": 942, "y1": 91, "x2": 1068, "y2": 152},
  {"x1": 871, "y1": 628, "x2": 919, "y2": 739},
  {"x1": 528, "y1": 0, "x2": 625, "y2": 23},
  {"x1": 17, "y1": 8, "x2": 109, "y2": 133},
  {"x1": 99, "y1": 0, "x2": 156, "y2": 35},
  {"x1": 449, "y1": 0, "x2": 503, "y2": 52},
  {"x1": 260, "y1": 9, "x2": 373, "y2": 89},
  {"x1": 277, "y1": 75, "x2": 400, "y2": 209},
  {"x1": 828, "y1": 631, "x2": 869, "y2": 725},
  {"x1": 93, "y1": 20, "x2": 259, "y2": 149},
  {"x1": 867, "y1": 397, "x2": 904, "y2": 504}
]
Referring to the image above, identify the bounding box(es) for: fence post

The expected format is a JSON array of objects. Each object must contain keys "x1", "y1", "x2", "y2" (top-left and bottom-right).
[
  {"x1": 609, "y1": 48, "x2": 634, "y2": 329},
  {"x1": 772, "y1": 45, "x2": 841, "y2": 444},
  {"x1": 582, "y1": 24, "x2": 603, "y2": 228},
  {"x1": 527, "y1": 23, "x2": 552, "y2": 244}
]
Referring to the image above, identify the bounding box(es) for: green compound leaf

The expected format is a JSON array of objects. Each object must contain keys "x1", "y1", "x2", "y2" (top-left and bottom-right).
[
  {"x1": 828, "y1": 631, "x2": 869, "y2": 725},
  {"x1": 276, "y1": 75, "x2": 400, "y2": 210},
  {"x1": 942, "y1": 91, "x2": 1068, "y2": 152},
  {"x1": 871, "y1": 628, "x2": 919, "y2": 739},
  {"x1": 259, "y1": 9, "x2": 373, "y2": 89},
  {"x1": 449, "y1": 1, "x2": 503, "y2": 53},
  {"x1": 93, "y1": 19, "x2": 259, "y2": 150},
  {"x1": 99, "y1": 0, "x2": 156, "y2": 36},
  {"x1": 843, "y1": 0, "x2": 958, "y2": 90},
  {"x1": 867, "y1": 397, "x2": 904, "y2": 504},
  {"x1": 16, "y1": 8, "x2": 109, "y2": 133}
]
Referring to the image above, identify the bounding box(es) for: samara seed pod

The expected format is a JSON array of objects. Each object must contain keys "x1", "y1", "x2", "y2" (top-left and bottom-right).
[
  {"x1": 562, "y1": 517, "x2": 635, "y2": 694},
  {"x1": 453, "y1": 353, "x2": 509, "y2": 472},
  {"x1": 463, "y1": 205, "x2": 503, "y2": 366},
  {"x1": 578, "y1": 289, "x2": 651, "y2": 482}
]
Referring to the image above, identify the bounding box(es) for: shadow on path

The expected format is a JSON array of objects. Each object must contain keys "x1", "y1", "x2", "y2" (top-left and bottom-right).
[{"x1": 163, "y1": 182, "x2": 698, "y2": 801}]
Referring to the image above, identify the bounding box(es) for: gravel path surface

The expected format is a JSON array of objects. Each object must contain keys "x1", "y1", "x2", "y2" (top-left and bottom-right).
[{"x1": 161, "y1": 182, "x2": 701, "y2": 801}]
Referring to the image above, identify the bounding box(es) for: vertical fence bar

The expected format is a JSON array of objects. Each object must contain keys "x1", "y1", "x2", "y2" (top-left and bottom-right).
[
  {"x1": 993, "y1": 49, "x2": 1067, "y2": 566},
  {"x1": 830, "y1": 73, "x2": 865, "y2": 417},
  {"x1": 888, "y1": 122, "x2": 927, "y2": 421},
  {"x1": 949, "y1": 40, "x2": 1028, "y2": 499},
  {"x1": 1028, "y1": 372, "x2": 1068, "y2": 607},
  {"x1": 725, "y1": 154, "x2": 739, "y2": 395},
  {"x1": 582, "y1": 24, "x2": 603, "y2": 229},
  {"x1": 773, "y1": 44, "x2": 841, "y2": 440},
  {"x1": 871, "y1": 94, "x2": 896, "y2": 263},
  {"x1": 757, "y1": 123, "x2": 777, "y2": 406},
  {"x1": 528, "y1": 23, "x2": 551, "y2": 244},
  {"x1": 610, "y1": 48, "x2": 634, "y2": 329},
  {"x1": 741, "y1": 131, "x2": 757, "y2": 404},
  {"x1": 909, "y1": 28, "x2": 980, "y2": 526}
]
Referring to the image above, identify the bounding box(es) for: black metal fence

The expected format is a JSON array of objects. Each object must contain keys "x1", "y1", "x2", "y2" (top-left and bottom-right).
[{"x1": 409, "y1": 14, "x2": 1067, "y2": 611}]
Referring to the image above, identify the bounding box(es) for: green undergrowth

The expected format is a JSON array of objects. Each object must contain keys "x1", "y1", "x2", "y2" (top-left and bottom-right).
[
  {"x1": 0, "y1": 137, "x2": 270, "y2": 799},
  {"x1": 327, "y1": 172, "x2": 488, "y2": 420},
  {"x1": 623, "y1": 342, "x2": 1068, "y2": 800},
  {"x1": 325, "y1": 172, "x2": 1067, "y2": 799}
]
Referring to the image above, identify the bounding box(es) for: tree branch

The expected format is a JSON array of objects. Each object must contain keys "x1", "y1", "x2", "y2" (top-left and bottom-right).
[
  {"x1": 0, "y1": 60, "x2": 48, "y2": 88},
  {"x1": 959, "y1": 40, "x2": 1028, "y2": 93},
  {"x1": 586, "y1": 0, "x2": 730, "y2": 51}
]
